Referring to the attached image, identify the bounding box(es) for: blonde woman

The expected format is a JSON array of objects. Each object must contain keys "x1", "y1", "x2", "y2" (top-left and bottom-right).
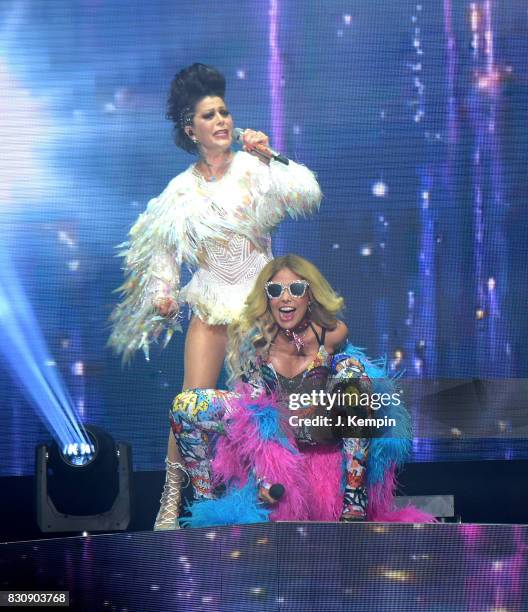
[{"x1": 170, "y1": 255, "x2": 426, "y2": 526}]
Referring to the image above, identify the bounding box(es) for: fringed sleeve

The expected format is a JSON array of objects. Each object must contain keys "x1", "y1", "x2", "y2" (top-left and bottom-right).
[
  {"x1": 108, "y1": 194, "x2": 183, "y2": 363},
  {"x1": 246, "y1": 155, "x2": 323, "y2": 232}
]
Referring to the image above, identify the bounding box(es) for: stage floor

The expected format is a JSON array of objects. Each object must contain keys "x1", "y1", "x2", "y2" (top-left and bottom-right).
[{"x1": 1, "y1": 522, "x2": 527, "y2": 611}]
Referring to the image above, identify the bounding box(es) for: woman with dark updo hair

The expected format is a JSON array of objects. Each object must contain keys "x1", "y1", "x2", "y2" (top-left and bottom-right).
[{"x1": 109, "y1": 63, "x2": 322, "y2": 529}]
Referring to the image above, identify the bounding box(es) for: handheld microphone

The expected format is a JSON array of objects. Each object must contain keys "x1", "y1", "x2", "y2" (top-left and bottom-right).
[
  {"x1": 268, "y1": 483, "x2": 285, "y2": 501},
  {"x1": 233, "y1": 127, "x2": 289, "y2": 165}
]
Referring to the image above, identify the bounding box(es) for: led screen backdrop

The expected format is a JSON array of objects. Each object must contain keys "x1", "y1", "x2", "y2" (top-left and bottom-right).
[{"x1": 1, "y1": 0, "x2": 527, "y2": 475}]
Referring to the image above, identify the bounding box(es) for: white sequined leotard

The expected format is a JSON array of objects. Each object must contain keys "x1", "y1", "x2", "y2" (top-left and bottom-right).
[{"x1": 109, "y1": 151, "x2": 322, "y2": 361}]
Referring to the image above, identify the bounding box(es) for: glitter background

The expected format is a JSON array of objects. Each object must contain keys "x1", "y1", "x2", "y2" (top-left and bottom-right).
[{"x1": 1, "y1": 0, "x2": 527, "y2": 475}]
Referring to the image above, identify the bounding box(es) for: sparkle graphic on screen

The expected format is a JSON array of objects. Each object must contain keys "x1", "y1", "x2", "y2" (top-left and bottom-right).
[
  {"x1": 372, "y1": 180, "x2": 388, "y2": 197},
  {"x1": 1, "y1": 0, "x2": 527, "y2": 477},
  {"x1": 268, "y1": 0, "x2": 284, "y2": 152}
]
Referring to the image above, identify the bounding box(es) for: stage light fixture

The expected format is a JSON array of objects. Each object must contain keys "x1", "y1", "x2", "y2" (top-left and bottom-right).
[{"x1": 35, "y1": 425, "x2": 132, "y2": 533}]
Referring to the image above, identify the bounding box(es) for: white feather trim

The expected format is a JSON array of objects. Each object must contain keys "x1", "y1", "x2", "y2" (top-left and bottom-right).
[{"x1": 108, "y1": 152, "x2": 322, "y2": 361}]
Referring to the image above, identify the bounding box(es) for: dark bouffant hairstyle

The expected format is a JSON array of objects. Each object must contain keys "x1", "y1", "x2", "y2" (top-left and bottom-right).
[{"x1": 166, "y1": 63, "x2": 226, "y2": 154}]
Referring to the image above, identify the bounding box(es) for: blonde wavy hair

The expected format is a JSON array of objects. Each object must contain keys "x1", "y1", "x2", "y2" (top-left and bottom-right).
[{"x1": 226, "y1": 254, "x2": 345, "y2": 385}]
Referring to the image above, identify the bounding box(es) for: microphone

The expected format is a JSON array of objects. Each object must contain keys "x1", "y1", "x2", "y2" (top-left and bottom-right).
[
  {"x1": 268, "y1": 483, "x2": 285, "y2": 501},
  {"x1": 233, "y1": 127, "x2": 289, "y2": 165}
]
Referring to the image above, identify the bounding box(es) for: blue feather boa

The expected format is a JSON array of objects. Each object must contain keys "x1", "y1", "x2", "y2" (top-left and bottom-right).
[
  {"x1": 181, "y1": 477, "x2": 270, "y2": 528},
  {"x1": 337, "y1": 343, "x2": 412, "y2": 486}
]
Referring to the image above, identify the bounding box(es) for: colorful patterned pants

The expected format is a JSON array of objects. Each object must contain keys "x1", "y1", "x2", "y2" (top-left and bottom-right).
[
  {"x1": 170, "y1": 388, "x2": 233, "y2": 500},
  {"x1": 342, "y1": 437, "x2": 369, "y2": 519},
  {"x1": 171, "y1": 389, "x2": 368, "y2": 518}
]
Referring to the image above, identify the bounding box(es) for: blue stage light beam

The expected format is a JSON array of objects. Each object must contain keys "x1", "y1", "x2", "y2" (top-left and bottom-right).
[{"x1": 0, "y1": 247, "x2": 90, "y2": 450}]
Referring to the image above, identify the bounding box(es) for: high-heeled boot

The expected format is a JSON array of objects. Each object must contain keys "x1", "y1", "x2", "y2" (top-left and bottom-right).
[{"x1": 153, "y1": 458, "x2": 188, "y2": 531}]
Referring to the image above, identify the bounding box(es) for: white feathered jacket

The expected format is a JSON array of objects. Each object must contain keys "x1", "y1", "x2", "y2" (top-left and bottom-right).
[{"x1": 109, "y1": 151, "x2": 322, "y2": 361}]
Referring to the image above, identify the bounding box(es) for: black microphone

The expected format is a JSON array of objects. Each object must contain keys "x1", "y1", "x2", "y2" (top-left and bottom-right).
[
  {"x1": 268, "y1": 483, "x2": 285, "y2": 501},
  {"x1": 233, "y1": 127, "x2": 289, "y2": 165}
]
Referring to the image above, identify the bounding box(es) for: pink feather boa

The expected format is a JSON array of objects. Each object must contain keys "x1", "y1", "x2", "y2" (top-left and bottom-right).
[{"x1": 212, "y1": 386, "x2": 434, "y2": 523}]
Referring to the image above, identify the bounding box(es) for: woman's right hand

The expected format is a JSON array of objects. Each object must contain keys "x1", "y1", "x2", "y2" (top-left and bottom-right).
[
  {"x1": 153, "y1": 296, "x2": 179, "y2": 317},
  {"x1": 258, "y1": 482, "x2": 285, "y2": 505}
]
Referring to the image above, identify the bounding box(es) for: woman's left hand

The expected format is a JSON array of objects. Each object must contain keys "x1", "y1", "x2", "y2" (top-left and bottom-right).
[
  {"x1": 242, "y1": 129, "x2": 270, "y2": 160},
  {"x1": 336, "y1": 357, "x2": 365, "y2": 373}
]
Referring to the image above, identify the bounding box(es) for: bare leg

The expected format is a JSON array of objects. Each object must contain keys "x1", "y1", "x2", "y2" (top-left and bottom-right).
[
  {"x1": 167, "y1": 318, "x2": 227, "y2": 461},
  {"x1": 181, "y1": 317, "x2": 228, "y2": 390},
  {"x1": 154, "y1": 318, "x2": 227, "y2": 530}
]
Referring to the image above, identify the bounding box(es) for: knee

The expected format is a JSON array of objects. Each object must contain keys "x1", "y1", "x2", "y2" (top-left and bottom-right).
[
  {"x1": 171, "y1": 388, "x2": 223, "y2": 422},
  {"x1": 171, "y1": 389, "x2": 201, "y2": 420}
]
